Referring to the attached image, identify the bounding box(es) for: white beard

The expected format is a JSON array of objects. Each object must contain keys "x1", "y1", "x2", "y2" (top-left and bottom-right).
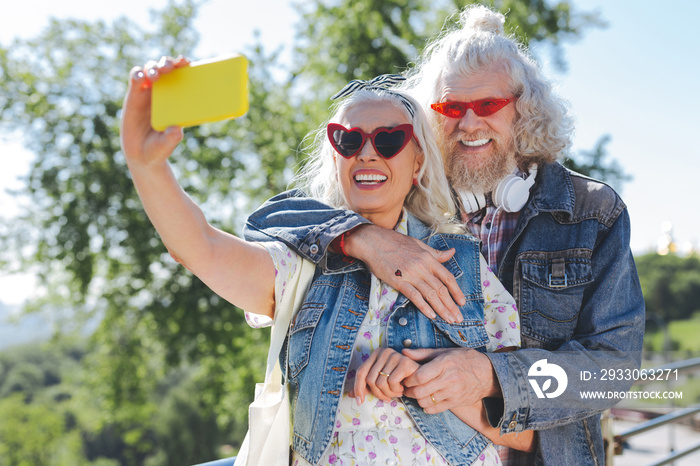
[{"x1": 441, "y1": 131, "x2": 517, "y2": 195}]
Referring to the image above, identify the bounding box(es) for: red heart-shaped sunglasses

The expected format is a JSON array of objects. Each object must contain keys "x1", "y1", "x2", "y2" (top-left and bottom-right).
[{"x1": 327, "y1": 123, "x2": 415, "y2": 159}]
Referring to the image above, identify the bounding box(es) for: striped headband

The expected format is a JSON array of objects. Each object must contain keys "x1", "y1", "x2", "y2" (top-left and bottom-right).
[{"x1": 330, "y1": 74, "x2": 416, "y2": 118}]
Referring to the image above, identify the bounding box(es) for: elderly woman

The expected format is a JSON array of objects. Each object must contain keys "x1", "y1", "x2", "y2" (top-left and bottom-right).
[{"x1": 120, "y1": 57, "x2": 530, "y2": 466}]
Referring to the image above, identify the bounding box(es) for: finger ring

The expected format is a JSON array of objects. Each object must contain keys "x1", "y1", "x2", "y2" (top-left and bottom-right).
[
  {"x1": 395, "y1": 269, "x2": 402, "y2": 277},
  {"x1": 379, "y1": 371, "x2": 390, "y2": 377},
  {"x1": 430, "y1": 394, "x2": 437, "y2": 405}
]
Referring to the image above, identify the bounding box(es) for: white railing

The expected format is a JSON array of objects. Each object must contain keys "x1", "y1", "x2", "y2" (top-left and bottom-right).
[{"x1": 606, "y1": 357, "x2": 700, "y2": 465}]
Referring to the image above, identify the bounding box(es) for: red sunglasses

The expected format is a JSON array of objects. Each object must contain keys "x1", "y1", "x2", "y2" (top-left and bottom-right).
[
  {"x1": 430, "y1": 97, "x2": 518, "y2": 118},
  {"x1": 327, "y1": 123, "x2": 415, "y2": 159}
]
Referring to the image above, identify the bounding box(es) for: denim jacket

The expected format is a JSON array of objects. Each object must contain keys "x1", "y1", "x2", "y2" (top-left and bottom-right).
[
  {"x1": 244, "y1": 162, "x2": 645, "y2": 466},
  {"x1": 286, "y1": 213, "x2": 492, "y2": 465}
]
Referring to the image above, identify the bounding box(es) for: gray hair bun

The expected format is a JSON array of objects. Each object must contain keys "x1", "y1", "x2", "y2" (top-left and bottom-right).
[{"x1": 460, "y1": 5, "x2": 505, "y2": 36}]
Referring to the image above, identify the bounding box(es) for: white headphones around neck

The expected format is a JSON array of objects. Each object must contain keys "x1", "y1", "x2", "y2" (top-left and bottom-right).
[{"x1": 459, "y1": 164, "x2": 538, "y2": 214}]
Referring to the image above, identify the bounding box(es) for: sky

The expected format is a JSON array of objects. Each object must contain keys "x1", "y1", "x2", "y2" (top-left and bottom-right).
[{"x1": 1, "y1": 0, "x2": 699, "y2": 305}]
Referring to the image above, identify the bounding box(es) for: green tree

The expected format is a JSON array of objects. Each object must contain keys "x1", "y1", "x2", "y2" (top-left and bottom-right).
[
  {"x1": 0, "y1": 343, "x2": 70, "y2": 400},
  {"x1": 146, "y1": 375, "x2": 222, "y2": 464},
  {"x1": 0, "y1": 338, "x2": 231, "y2": 465},
  {"x1": 294, "y1": 0, "x2": 605, "y2": 96},
  {"x1": 562, "y1": 135, "x2": 632, "y2": 193},
  {"x1": 636, "y1": 253, "x2": 700, "y2": 323},
  {"x1": 0, "y1": 394, "x2": 66, "y2": 465},
  {"x1": 0, "y1": 0, "x2": 279, "y2": 459},
  {"x1": 0, "y1": 341, "x2": 94, "y2": 464},
  {"x1": 0, "y1": 362, "x2": 45, "y2": 400}
]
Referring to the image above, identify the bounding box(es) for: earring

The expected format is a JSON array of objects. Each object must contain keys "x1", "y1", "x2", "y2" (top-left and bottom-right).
[{"x1": 412, "y1": 178, "x2": 419, "y2": 186}]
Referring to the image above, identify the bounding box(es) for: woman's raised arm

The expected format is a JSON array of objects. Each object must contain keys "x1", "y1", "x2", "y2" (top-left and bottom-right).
[{"x1": 120, "y1": 56, "x2": 276, "y2": 318}]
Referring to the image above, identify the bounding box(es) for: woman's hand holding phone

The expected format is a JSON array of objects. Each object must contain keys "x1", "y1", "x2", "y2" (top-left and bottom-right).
[{"x1": 120, "y1": 55, "x2": 190, "y2": 170}]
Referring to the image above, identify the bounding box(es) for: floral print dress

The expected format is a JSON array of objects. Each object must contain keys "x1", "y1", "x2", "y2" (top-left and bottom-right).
[{"x1": 247, "y1": 216, "x2": 520, "y2": 466}]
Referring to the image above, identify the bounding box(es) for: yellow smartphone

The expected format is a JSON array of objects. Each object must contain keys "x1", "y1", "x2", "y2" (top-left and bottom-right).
[{"x1": 151, "y1": 54, "x2": 249, "y2": 131}]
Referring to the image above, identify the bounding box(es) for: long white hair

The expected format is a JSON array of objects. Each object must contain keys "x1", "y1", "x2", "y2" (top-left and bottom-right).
[
  {"x1": 404, "y1": 4, "x2": 574, "y2": 164},
  {"x1": 294, "y1": 89, "x2": 463, "y2": 234}
]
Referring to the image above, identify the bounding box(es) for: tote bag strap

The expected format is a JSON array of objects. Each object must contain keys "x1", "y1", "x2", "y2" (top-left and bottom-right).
[
  {"x1": 233, "y1": 258, "x2": 316, "y2": 466},
  {"x1": 264, "y1": 258, "x2": 315, "y2": 384}
]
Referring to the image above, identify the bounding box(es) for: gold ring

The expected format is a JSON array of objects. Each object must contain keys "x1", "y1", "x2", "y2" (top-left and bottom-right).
[
  {"x1": 430, "y1": 394, "x2": 437, "y2": 405},
  {"x1": 379, "y1": 371, "x2": 390, "y2": 377}
]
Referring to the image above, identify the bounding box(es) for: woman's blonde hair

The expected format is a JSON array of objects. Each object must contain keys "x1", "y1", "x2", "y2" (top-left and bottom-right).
[{"x1": 293, "y1": 88, "x2": 463, "y2": 234}]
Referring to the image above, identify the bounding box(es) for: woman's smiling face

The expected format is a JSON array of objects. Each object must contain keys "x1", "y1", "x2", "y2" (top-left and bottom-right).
[{"x1": 333, "y1": 101, "x2": 423, "y2": 229}]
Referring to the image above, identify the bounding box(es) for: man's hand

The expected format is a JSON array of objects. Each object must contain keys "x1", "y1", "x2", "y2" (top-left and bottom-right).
[
  {"x1": 401, "y1": 348, "x2": 501, "y2": 414},
  {"x1": 344, "y1": 225, "x2": 466, "y2": 323}
]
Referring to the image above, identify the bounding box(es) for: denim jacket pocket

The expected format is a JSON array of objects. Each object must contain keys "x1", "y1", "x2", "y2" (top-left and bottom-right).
[
  {"x1": 288, "y1": 302, "x2": 325, "y2": 378},
  {"x1": 517, "y1": 249, "x2": 593, "y2": 348}
]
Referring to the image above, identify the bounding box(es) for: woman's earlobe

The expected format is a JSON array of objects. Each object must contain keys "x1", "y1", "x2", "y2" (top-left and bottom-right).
[{"x1": 414, "y1": 156, "x2": 424, "y2": 180}]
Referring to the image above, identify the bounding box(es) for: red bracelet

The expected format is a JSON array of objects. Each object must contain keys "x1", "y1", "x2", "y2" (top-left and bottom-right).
[
  {"x1": 338, "y1": 232, "x2": 349, "y2": 256},
  {"x1": 331, "y1": 231, "x2": 351, "y2": 256}
]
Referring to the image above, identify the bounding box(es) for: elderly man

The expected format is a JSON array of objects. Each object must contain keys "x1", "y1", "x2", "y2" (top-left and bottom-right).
[{"x1": 244, "y1": 5, "x2": 644, "y2": 465}]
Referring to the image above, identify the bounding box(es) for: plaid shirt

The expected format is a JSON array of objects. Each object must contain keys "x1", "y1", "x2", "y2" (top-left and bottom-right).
[
  {"x1": 462, "y1": 195, "x2": 520, "y2": 276},
  {"x1": 462, "y1": 195, "x2": 537, "y2": 465}
]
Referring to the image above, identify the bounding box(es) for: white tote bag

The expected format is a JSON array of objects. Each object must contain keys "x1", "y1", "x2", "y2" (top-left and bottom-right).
[{"x1": 235, "y1": 258, "x2": 315, "y2": 466}]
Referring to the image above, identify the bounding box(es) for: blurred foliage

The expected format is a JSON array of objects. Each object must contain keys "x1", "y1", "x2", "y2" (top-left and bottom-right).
[
  {"x1": 0, "y1": 339, "x2": 227, "y2": 464},
  {"x1": 0, "y1": 1, "x2": 270, "y2": 462},
  {"x1": 562, "y1": 134, "x2": 632, "y2": 193},
  {"x1": 0, "y1": 393, "x2": 69, "y2": 464},
  {"x1": 636, "y1": 252, "x2": 700, "y2": 324},
  {"x1": 644, "y1": 312, "x2": 700, "y2": 354},
  {"x1": 0, "y1": 0, "x2": 620, "y2": 463},
  {"x1": 293, "y1": 0, "x2": 605, "y2": 99},
  {"x1": 638, "y1": 252, "x2": 700, "y2": 361}
]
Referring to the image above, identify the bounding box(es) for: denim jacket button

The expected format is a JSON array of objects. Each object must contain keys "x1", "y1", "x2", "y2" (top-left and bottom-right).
[
  {"x1": 402, "y1": 339, "x2": 412, "y2": 348},
  {"x1": 508, "y1": 420, "x2": 517, "y2": 430},
  {"x1": 398, "y1": 317, "x2": 408, "y2": 326},
  {"x1": 309, "y1": 244, "x2": 320, "y2": 255}
]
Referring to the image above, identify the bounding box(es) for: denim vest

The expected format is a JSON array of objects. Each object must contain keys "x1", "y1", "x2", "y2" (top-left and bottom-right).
[
  {"x1": 286, "y1": 213, "x2": 491, "y2": 465},
  {"x1": 244, "y1": 162, "x2": 645, "y2": 466}
]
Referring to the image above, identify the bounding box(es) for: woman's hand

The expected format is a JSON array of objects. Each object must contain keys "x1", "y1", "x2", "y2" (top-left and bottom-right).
[
  {"x1": 117, "y1": 55, "x2": 277, "y2": 319},
  {"x1": 120, "y1": 55, "x2": 190, "y2": 169},
  {"x1": 351, "y1": 348, "x2": 420, "y2": 403}
]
